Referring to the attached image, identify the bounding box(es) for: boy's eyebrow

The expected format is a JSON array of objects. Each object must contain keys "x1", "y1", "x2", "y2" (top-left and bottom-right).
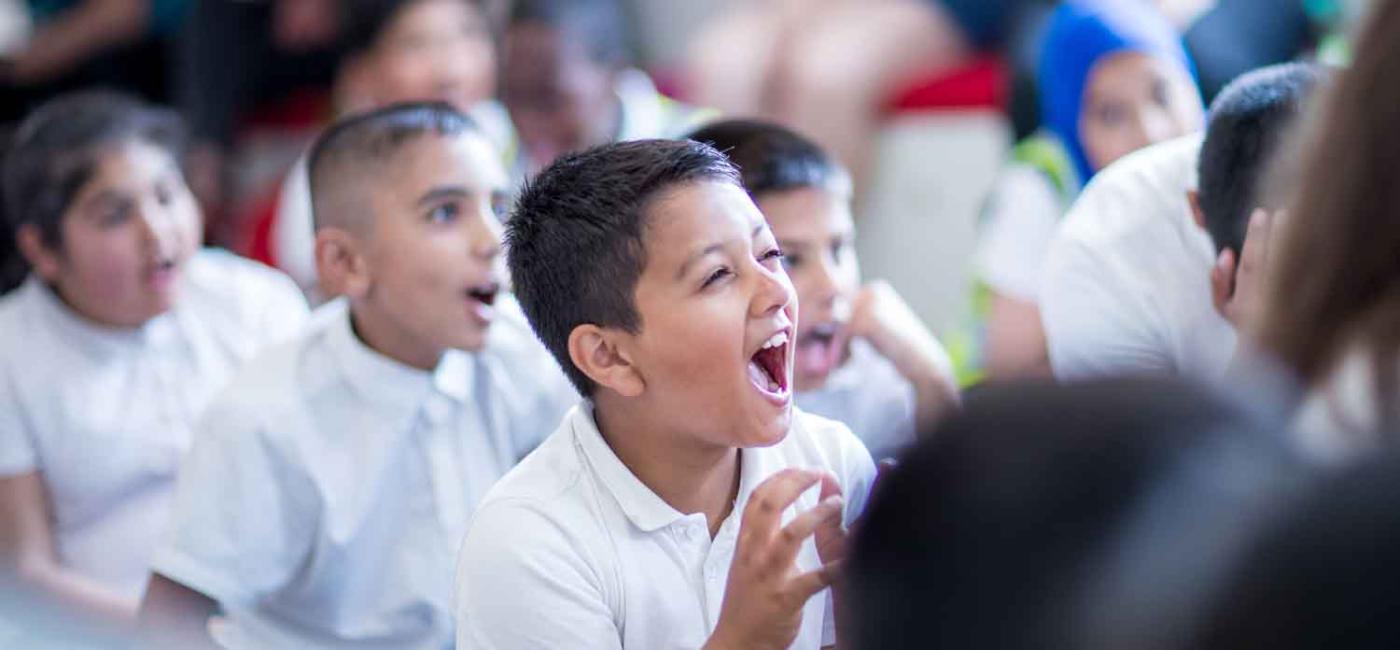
[
  {"x1": 415, "y1": 185, "x2": 473, "y2": 206},
  {"x1": 675, "y1": 225, "x2": 766, "y2": 281}
]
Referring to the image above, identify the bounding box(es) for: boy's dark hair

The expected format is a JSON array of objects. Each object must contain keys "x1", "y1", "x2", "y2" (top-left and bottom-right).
[
  {"x1": 507, "y1": 0, "x2": 631, "y2": 67},
  {"x1": 685, "y1": 119, "x2": 848, "y2": 198},
  {"x1": 506, "y1": 139, "x2": 739, "y2": 395},
  {"x1": 341, "y1": 0, "x2": 486, "y2": 56},
  {"x1": 848, "y1": 378, "x2": 1306, "y2": 650},
  {"x1": 307, "y1": 100, "x2": 479, "y2": 231},
  {"x1": 2, "y1": 90, "x2": 186, "y2": 252},
  {"x1": 1198, "y1": 63, "x2": 1324, "y2": 255}
]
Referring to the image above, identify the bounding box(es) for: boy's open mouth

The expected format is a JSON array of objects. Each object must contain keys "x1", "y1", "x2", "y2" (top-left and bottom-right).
[
  {"x1": 748, "y1": 330, "x2": 791, "y2": 397},
  {"x1": 466, "y1": 282, "x2": 500, "y2": 306},
  {"x1": 796, "y1": 322, "x2": 843, "y2": 378}
]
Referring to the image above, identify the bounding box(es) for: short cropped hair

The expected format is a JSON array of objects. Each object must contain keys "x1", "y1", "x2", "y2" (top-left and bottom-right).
[
  {"x1": 307, "y1": 101, "x2": 479, "y2": 231},
  {"x1": 505, "y1": 139, "x2": 739, "y2": 395},
  {"x1": 685, "y1": 119, "x2": 849, "y2": 198},
  {"x1": 1198, "y1": 63, "x2": 1324, "y2": 255},
  {"x1": 507, "y1": 0, "x2": 631, "y2": 67},
  {"x1": 341, "y1": 0, "x2": 485, "y2": 57},
  {"x1": 3, "y1": 90, "x2": 186, "y2": 250}
]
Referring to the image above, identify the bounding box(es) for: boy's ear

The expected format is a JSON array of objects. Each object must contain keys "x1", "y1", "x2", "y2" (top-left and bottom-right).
[
  {"x1": 1186, "y1": 190, "x2": 1207, "y2": 231},
  {"x1": 314, "y1": 228, "x2": 370, "y2": 300},
  {"x1": 15, "y1": 224, "x2": 61, "y2": 281},
  {"x1": 568, "y1": 324, "x2": 644, "y2": 398}
]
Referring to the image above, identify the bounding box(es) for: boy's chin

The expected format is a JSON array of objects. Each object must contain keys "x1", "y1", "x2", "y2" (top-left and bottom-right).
[{"x1": 742, "y1": 405, "x2": 794, "y2": 449}]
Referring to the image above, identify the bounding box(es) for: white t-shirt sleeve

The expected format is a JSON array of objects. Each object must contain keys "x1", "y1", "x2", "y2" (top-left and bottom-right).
[
  {"x1": 0, "y1": 368, "x2": 36, "y2": 476},
  {"x1": 455, "y1": 503, "x2": 621, "y2": 650},
  {"x1": 1042, "y1": 221, "x2": 1175, "y2": 381},
  {"x1": 974, "y1": 166, "x2": 1066, "y2": 303},
  {"x1": 817, "y1": 417, "x2": 878, "y2": 647},
  {"x1": 152, "y1": 398, "x2": 315, "y2": 607}
]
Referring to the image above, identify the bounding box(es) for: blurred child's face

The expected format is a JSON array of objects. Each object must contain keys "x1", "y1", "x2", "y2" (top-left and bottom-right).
[
  {"x1": 31, "y1": 140, "x2": 201, "y2": 328},
  {"x1": 1079, "y1": 51, "x2": 1203, "y2": 172},
  {"x1": 357, "y1": 0, "x2": 496, "y2": 114},
  {"x1": 756, "y1": 185, "x2": 859, "y2": 392},
  {"x1": 501, "y1": 23, "x2": 618, "y2": 172},
  {"x1": 352, "y1": 132, "x2": 508, "y2": 365},
  {"x1": 624, "y1": 181, "x2": 797, "y2": 447}
]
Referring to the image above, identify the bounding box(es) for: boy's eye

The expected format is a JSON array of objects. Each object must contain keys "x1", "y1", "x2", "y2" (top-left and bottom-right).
[
  {"x1": 758, "y1": 248, "x2": 785, "y2": 267},
  {"x1": 428, "y1": 203, "x2": 461, "y2": 224},
  {"x1": 702, "y1": 266, "x2": 733, "y2": 289},
  {"x1": 1096, "y1": 103, "x2": 1126, "y2": 127},
  {"x1": 98, "y1": 205, "x2": 132, "y2": 228},
  {"x1": 1151, "y1": 79, "x2": 1171, "y2": 107},
  {"x1": 154, "y1": 182, "x2": 173, "y2": 207},
  {"x1": 781, "y1": 252, "x2": 802, "y2": 270},
  {"x1": 491, "y1": 196, "x2": 511, "y2": 219}
]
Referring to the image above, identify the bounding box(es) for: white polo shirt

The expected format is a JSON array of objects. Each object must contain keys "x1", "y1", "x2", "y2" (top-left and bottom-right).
[
  {"x1": 152, "y1": 297, "x2": 575, "y2": 649},
  {"x1": 795, "y1": 339, "x2": 927, "y2": 461},
  {"x1": 0, "y1": 250, "x2": 307, "y2": 599},
  {"x1": 1042, "y1": 136, "x2": 1237, "y2": 381},
  {"x1": 454, "y1": 403, "x2": 877, "y2": 650}
]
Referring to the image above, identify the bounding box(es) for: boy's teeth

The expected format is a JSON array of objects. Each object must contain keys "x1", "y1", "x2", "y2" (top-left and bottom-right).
[{"x1": 760, "y1": 331, "x2": 789, "y2": 350}]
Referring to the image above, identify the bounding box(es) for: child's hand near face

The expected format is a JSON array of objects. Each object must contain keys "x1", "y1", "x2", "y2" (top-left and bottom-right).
[
  {"x1": 838, "y1": 281, "x2": 960, "y2": 429},
  {"x1": 705, "y1": 469, "x2": 845, "y2": 650},
  {"x1": 1210, "y1": 209, "x2": 1278, "y2": 330}
]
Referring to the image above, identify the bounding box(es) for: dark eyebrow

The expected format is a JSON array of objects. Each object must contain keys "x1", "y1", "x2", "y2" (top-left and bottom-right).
[
  {"x1": 415, "y1": 185, "x2": 472, "y2": 207},
  {"x1": 676, "y1": 225, "x2": 771, "y2": 281}
]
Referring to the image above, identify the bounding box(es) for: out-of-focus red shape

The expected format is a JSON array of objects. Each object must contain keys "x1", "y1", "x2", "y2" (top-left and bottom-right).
[{"x1": 885, "y1": 56, "x2": 1008, "y2": 112}]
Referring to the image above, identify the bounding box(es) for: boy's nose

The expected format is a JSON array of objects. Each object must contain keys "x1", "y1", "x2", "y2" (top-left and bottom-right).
[
  {"x1": 751, "y1": 263, "x2": 796, "y2": 319},
  {"x1": 468, "y1": 207, "x2": 505, "y2": 260},
  {"x1": 137, "y1": 204, "x2": 180, "y2": 255},
  {"x1": 809, "y1": 256, "x2": 842, "y2": 308}
]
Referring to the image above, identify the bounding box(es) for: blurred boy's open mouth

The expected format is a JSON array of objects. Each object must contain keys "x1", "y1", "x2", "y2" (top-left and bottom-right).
[
  {"x1": 464, "y1": 282, "x2": 500, "y2": 324},
  {"x1": 748, "y1": 330, "x2": 791, "y2": 402},
  {"x1": 796, "y1": 322, "x2": 843, "y2": 379}
]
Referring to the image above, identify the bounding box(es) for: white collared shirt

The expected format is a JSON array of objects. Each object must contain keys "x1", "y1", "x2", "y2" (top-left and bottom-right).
[
  {"x1": 1042, "y1": 136, "x2": 1237, "y2": 381},
  {"x1": 454, "y1": 403, "x2": 877, "y2": 650},
  {"x1": 0, "y1": 250, "x2": 308, "y2": 598},
  {"x1": 795, "y1": 339, "x2": 919, "y2": 462},
  {"x1": 152, "y1": 297, "x2": 575, "y2": 649}
]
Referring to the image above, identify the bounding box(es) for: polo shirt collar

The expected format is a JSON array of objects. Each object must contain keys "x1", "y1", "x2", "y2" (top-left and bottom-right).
[
  {"x1": 325, "y1": 303, "x2": 472, "y2": 414},
  {"x1": 569, "y1": 402, "x2": 780, "y2": 534}
]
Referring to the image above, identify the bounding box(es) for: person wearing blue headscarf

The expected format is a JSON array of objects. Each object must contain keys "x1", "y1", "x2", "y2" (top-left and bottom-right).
[{"x1": 951, "y1": 0, "x2": 1205, "y2": 384}]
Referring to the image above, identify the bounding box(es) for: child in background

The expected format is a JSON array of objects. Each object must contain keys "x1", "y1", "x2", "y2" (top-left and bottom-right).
[
  {"x1": 138, "y1": 103, "x2": 574, "y2": 648},
  {"x1": 269, "y1": 0, "x2": 505, "y2": 298},
  {"x1": 959, "y1": 0, "x2": 1203, "y2": 382},
  {"x1": 0, "y1": 91, "x2": 307, "y2": 623},
  {"x1": 456, "y1": 139, "x2": 875, "y2": 648},
  {"x1": 688, "y1": 119, "x2": 957, "y2": 461},
  {"x1": 499, "y1": 0, "x2": 712, "y2": 180}
]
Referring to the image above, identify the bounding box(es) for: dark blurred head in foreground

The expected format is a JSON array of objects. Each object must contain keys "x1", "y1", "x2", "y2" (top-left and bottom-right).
[{"x1": 848, "y1": 378, "x2": 1309, "y2": 650}]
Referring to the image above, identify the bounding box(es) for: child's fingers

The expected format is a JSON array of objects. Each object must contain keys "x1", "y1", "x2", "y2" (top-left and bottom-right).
[
  {"x1": 739, "y1": 469, "x2": 822, "y2": 548},
  {"x1": 771, "y1": 495, "x2": 844, "y2": 562},
  {"x1": 789, "y1": 560, "x2": 844, "y2": 600},
  {"x1": 1211, "y1": 248, "x2": 1236, "y2": 315}
]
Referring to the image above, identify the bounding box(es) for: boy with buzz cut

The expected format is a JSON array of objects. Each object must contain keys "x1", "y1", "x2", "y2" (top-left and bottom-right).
[
  {"x1": 137, "y1": 102, "x2": 575, "y2": 649},
  {"x1": 455, "y1": 139, "x2": 877, "y2": 649}
]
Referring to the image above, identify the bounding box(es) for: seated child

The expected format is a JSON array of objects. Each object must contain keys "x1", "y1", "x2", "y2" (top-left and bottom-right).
[
  {"x1": 1041, "y1": 63, "x2": 1324, "y2": 382},
  {"x1": 687, "y1": 119, "x2": 957, "y2": 460},
  {"x1": 0, "y1": 91, "x2": 307, "y2": 622},
  {"x1": 455, "y1": 139, "x2": 876, "y2": 648},
  {"x1": 269, "y1": 0, "x2": 506, "y2": 297},
  {"x1": 499, "y1": 0, "x2": 713, "y2": 180},
  {"x1": 138, "y1": 102, "x2": 574, "y2": 648},
  {"x1": 960, "y1": 0, "x2": 1203, "y2": 382}
]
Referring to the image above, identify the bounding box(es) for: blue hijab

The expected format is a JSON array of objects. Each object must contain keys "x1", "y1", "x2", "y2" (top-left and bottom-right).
[{"x1": 1038, "y1": 0, "x2": 1199, "y2": 184}]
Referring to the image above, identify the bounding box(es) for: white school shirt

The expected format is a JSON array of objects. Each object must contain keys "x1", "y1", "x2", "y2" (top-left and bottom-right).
[
  {"x1": 455, "y1": 403, "x2": 877, "y2": 650},
  {"x1": 0, "y1": 250, "x2": 308, "y2": 599},
  {"x1": 152, "y1": 296, "x2": 574, "y2": 650},
  {"x1": 973, "y1": 163, "x2": 1069, "y2": 302},
  {"x1": 795, "y1": 338, "x2": 947, "y2": 461},
  {"x1": 1042, "y1": 136, "x2": 1237, "y2": 382}
]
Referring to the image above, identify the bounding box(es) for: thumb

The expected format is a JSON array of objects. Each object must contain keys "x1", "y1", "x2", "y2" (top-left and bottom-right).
[{"x1": 1211, "y1": 248, "x2": 1236, "y2": 318}]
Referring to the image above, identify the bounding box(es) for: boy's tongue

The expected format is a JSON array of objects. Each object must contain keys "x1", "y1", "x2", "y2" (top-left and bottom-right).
[{"x1": 797, "y1": 337, "x2": 839, "y2": 379}]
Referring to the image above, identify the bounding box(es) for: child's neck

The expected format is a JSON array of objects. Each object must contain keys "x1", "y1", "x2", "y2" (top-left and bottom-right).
[
  {"x1": 349, "y1": 305, "x2": 444, "y2": 371},
  {"x1": 593, "y1": 393, "x2": 741, "y2": 538}
]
